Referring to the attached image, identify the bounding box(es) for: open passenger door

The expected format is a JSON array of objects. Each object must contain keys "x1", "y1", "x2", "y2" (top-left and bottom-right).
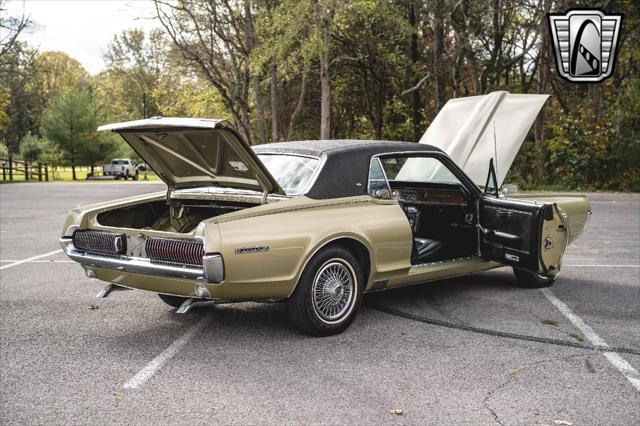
[{"x1": 478, "y1": 165, "x2": 568, "y2": 277}]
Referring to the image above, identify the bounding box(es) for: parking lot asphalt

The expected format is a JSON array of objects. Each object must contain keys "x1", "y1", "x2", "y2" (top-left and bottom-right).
[{"x1": 1, "y1": 182, "x2": 638, "y2": 425}]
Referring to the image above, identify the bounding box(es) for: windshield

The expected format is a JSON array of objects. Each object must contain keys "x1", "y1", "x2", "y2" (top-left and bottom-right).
[{"x1": 257, "y1": 154, "x2": 319, "y2": 196}]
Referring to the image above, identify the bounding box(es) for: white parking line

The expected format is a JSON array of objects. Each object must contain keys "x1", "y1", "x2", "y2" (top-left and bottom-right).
[
  {"x1": 0, "y1": 259, "x2": 73, "y2": 263},
  {"x1": 563, "y1": 264, "x2": 640, "y2": 268},
  {"x1": 0, "y1": 249, "x2": 63, "y2": 271},
  {"x1": 123, "y1": 315, "x2": 211, "y2": 389},
  {"x1": 540, "y1": 288, "x2": 640, "y2": 392}
]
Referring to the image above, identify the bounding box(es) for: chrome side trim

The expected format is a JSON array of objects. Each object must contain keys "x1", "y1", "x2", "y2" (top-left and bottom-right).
[
  {"x1": 60, "y1": 237, "x2": 224, "y2": 283},
  {"x1": 411, "y1": 255, "x2": 479, "y2": 269}
]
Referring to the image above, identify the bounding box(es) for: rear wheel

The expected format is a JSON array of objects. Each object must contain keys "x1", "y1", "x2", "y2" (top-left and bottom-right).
[
  {"x1": 512, "y1": 267, "x2": 556, "y2": 288},
  {"x1": 133, "y1": 171, "x2": 139, "y2": 181},
  {"x1": 158, "y1": 294, "x2": 188, "y2": 308},
  {"x1": 286, "y1": 246, "x2": 364, "y2": 336}
]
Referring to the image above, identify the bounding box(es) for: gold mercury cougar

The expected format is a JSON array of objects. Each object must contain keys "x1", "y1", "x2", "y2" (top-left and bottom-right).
[{"x1": 60, "y1": 91, "x2": 591, "y2": 336}]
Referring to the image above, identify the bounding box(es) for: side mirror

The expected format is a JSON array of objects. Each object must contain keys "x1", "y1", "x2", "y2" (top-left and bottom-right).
[{"x1": 484, "y1": 158, "x2": 499, "y2": 197}]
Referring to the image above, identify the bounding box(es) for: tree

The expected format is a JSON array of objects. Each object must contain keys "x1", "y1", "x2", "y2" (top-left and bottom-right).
[
  {"x1": 103, "y1": 28, "x2": 169, "y2": 119},
  {"x1": 33, "y1": 51, "x2": 89, "y2": 110},
  {"x1": 18, "y1": 132, "x2": 46, "y2": 162},
  {"x1": 40, "y1": 85, "x2": 116, "y2": 180},
  {"x1": 154, "y1": 0, "x2": 259, "y2": 143},
  {"x1": 0, "y1": 0, "x2": 31, "y2": 65},
  {"x1": 0, "y1": 41, "x2": 40, "y2": 151}
]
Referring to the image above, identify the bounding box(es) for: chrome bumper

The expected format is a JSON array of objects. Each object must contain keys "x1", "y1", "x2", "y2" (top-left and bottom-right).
[{"x1": 59, "y1": 237, "x2": 224, "y2": 283}]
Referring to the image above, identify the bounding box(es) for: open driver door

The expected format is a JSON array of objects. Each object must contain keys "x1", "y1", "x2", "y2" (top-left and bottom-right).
[{"x1": 478, "y1": 159, "x2": 568, "y2": 277}]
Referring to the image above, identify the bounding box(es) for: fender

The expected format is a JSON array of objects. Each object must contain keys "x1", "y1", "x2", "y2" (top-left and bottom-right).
[{"x1": 286, "y1": 233, "x2": 376, "y2": 298}]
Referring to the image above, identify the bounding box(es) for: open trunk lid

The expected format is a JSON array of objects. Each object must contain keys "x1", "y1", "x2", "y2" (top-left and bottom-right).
[
  {"x1": 98, "y1": 117, "x2": 285, "y2": 196},
  {"x1": 419, "y1": 91, "x2": 549, "y2": 187}
]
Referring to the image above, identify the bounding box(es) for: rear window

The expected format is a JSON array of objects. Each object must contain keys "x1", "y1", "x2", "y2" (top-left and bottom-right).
[{"x1": 257, "y1": 154, "x2": 320, "y2": 196}]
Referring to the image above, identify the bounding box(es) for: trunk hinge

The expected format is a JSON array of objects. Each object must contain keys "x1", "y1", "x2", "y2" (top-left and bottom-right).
[
  {"x1": 166, "y1": 185, "x2": 173, "y2": 204},
  {"x1": 261, "y1": 189, "x2": 268, "y2": 205}
]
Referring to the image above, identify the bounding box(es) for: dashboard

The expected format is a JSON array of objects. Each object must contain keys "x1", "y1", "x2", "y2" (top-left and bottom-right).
[{"x1": 390, "y1": 182, "x2": 468, "y2": 206}]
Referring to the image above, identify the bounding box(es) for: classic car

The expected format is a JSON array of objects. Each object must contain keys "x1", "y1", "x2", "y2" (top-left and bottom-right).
[{"x1": 59, "y1": 91, "x2": 591, "y2": 336}]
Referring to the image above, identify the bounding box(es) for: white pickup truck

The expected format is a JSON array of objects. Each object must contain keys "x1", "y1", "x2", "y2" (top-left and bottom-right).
[{"x1": 102, "y1": 159, "x2": 141, "y2": 180}]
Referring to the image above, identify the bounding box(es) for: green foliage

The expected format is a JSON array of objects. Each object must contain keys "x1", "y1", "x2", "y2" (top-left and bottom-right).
[
  {"x1": 0, "y1": 141, "x2": 8, "y2": 158},
  {"x1": 40, "y1": 85, "x2": 118, "y2": 173},
  {"x1": 19, "y1": 132, "x2": 47, "y2": 162},
  {"x1": 102, "y1": 28, "x2": 170, "y2": 120},
  {"x1": 40, "y1": 139, "x2": 63, "y2": 167},
  {"x1": 1, "y1": 1, "x2": 639, "y2": 191}
]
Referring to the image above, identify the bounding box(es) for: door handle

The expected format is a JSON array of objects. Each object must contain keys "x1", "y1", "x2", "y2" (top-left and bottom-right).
[{"x1": 480, "y1": 227, "x2": 521, "y2": 242}]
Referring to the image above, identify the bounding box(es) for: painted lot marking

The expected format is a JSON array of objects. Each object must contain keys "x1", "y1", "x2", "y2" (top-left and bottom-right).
[
  {"x1": 0, "y1": 249, "x2": 62, "y2": 271},
  {"x1": 0, "y1": 259, "x2": 73, "y2": 263},
  {"x1": 563, "y1": 264, "x2": 640, "y2": 268},
  {"x1": 123, "y1": 315, "x2": 211, "y2": 389},
  {"x1": 540, "y1": 288, "x2": 640, "y2": 392}
]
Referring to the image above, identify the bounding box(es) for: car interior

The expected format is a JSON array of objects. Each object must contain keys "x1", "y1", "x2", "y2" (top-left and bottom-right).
[{"x1": 369, "y1": 155, "x2": 478, "y2": 265}]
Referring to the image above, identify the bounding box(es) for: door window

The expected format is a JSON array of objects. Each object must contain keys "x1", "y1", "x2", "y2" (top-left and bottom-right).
[
  {"x1": 379, "y1": 155, "x2": 462, "y2": 185},
  {"x1": 367, "y1": 158, "x2": 391, "y2": 199}
]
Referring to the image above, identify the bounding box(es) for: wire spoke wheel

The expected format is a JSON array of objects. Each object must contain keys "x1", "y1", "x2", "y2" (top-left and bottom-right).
[{"x1": 312, "y1": 259, "x2": 355, "y2": 322}]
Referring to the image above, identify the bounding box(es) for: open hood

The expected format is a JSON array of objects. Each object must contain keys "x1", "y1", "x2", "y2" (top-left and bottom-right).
[
  {"x1": 419, "y1": 91, "x2": 549, "y2": 187},
  {"x1": 98, "y1": 117, "x2": 285, "y2": 196}
]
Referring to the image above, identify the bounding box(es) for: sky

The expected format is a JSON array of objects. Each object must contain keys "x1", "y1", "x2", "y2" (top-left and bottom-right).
[{"x1": 6, "y1": 0, "x2": 160, "y2": 74}]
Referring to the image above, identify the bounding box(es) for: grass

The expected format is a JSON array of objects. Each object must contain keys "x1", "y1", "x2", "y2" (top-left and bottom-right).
[
  {"x1": 542, "y1": 319, "x2": 558, "y2": 326},
  {"x1": 569, "y1": 332, "x2": 585, "y2": 342},
  {"x1": 1, "y1": 166, "x2": 161, "y2": 183}
]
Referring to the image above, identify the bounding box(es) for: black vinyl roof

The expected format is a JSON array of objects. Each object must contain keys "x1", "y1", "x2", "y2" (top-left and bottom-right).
[{"x1": 253, "y1": 140, "x2": 444, "y2": 199}]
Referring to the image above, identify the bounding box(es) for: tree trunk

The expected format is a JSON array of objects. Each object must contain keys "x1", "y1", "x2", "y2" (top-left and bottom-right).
[
  {"x1": 318, "y1": 2, "x2": 333, "y2": 140},
  {"x1": 320, "y1": 48, "x2": 331, "y2": 139},
  {"x1": 253, "y1": 77, "x2": 267, "y2": 145},
  {"x1": 287, "y1": 69, "x2": 308, "y2": 141},
  {"x1": 409, "y1": 0, "x2": 421, "y2": 141},
  {"x1": 270, "y1": 63, "x2": 279, "y2": 142},
  {"x1": 533, "y1": 0, "x2": 552, "y2": 185},
  {"x1": 433, "y1": 0, "x2": 446, "y2": 111}
]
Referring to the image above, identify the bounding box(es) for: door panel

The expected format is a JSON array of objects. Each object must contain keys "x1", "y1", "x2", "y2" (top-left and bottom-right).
[{"x1": 479, "y1": 197, "x2": 567, "y2": 275}]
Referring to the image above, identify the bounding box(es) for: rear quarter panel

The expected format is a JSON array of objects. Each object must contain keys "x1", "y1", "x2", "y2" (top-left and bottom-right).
[{"x1": 211, "y1": 195, "x2": 413, "y2": 298}]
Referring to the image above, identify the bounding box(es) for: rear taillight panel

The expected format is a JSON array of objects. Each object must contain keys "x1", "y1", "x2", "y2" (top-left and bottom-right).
[
  {"x1": 73, "y1": 230, "x2": 127, "y2": 255},
  {"x1": 145, "y1": 237, "x2": 205, "y2": 267}
]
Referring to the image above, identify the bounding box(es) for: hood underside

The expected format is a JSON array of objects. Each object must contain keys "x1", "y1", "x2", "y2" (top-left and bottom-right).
[
  {"x1": 419, "y1": 91, "x2": 549, "y2": 187},
  {"x1": 98, "y1": 117, "x2": 285, "y2": 196}
]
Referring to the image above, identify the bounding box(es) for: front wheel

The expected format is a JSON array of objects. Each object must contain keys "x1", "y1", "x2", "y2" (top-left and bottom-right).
[
  {"x1": 286, "y1": 246, "x2": 364, "y2": 336},
  {"x1": 512, "y1": 267, "x2": 556, "y2": 288}
]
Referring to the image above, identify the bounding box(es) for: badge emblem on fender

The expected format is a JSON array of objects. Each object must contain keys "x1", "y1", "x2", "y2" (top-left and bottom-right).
[
  {"x1": 235, "y1": 245, "x2": 269, "y2": 255},
  {"x1": 548, "y1": 9, "x2": 622, "y2": 83}
]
